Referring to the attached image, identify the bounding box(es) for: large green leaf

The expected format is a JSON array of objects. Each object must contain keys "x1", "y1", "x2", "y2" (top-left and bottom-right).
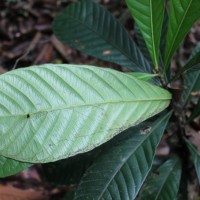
[
  {"x1": 138, "y1": 156, "x2": 182, "y2": 200},
  {"x1": 0, "y1": 156, "x2": 31, "y2": 177},
  {"x1": 0, "y1": 64, "x2": 171, "y2": 163},
  {"x1": 74, "y1": 112, "x2": 171, "y2": 200},
  {"x1": 164, "y1": 0, "x2": 200, "y2": 70},
  {"x1": 52, "y1": 0, "x2": 151, "y2": 73},
  {"x1": 185, "y1": 139, "x2": 200, "y2": 184},
  {"x1": 126, "y1": 0, "x2": 164, "y2": 71}
]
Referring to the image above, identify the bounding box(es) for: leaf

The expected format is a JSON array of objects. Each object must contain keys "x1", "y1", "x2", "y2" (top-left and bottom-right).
[
  {"x1": 0, "y1": 64, "x2": 171, "y2": 163},
  {"x1": 186, "y1": 64, "x2": 200, "y2": 74},
  {"x1": 172, "y1": 43, "x2": 200, "y2": 81},
  {"x1": 126, "y1": 72, "x2": 158, "y2": 81},
  {"x1": 138, "y1": 156, "x2": 182, "y2": 200},
  {"x1": 164, "y1": 0, "x2": 200, "y2": 70},
  {"x1": 126, "y1": 0, "x2": 164, "y2": 71},
  {"x1": 135, "y1": 25, "x2": 152, "y2": 64},
  {"x1": 42, "y1": 148, "x2": 101, "y2": 185},
  {"x1": 159, "y1": 8, "x2": 169, "y2": 69},
  {"x1": 188, "y1": 99, "x2": 200, "y2": 122},
  {"x1": 74, "y1": 112, "x2": 172, "y2": 200},
  {"x1": 183, "y1": 71, "x2": 200, "y2": 105},
  {"x1": 185, "y1": 139, "x2": 200, "y2": 184},
  {"x1": 52, "y1": 0, "x2": 151, "y2": 73},
  {"x1": 0, "y1": 156, "x2": 31, "y2": 177},
  {"x1": 182, "y1": 44, "x2": 200, "y2": 105},
  {"x1": 180, "y1": 42, "x2": 200, "y2": 74}
]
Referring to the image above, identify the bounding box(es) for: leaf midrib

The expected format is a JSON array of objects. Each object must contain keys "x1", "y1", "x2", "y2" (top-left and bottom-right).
[{"x1": 1, "y1": 98, "x2": 170, "y2": 117}]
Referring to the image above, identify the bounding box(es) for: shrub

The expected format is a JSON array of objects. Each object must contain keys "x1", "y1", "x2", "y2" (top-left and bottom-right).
[{"x1": 0, "y1": 0, "x2": 200, "y2": 199}]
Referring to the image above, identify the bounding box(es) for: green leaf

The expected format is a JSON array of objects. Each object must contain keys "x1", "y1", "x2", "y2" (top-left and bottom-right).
[
  {"x1": 0, "y1": 156, "x2": 31, "y2": 177},
  {"x1": 182, "y1": 44, "x2": 200, "y2": 105},
  {"x1": 74, "y1": 112, "x2": 171, "y2": 200},
  {"x1": 188, "y1": 99, "x2": 200, "y2": 122},
  {"x1": 159, "y1": 8, "x2": 169, "y2": 69},
  {"x1": 126, "y1": 0, "x2": 164, "y2": 71},
  {"x1": 126, "y1": 72, "x2": 158, "y2": 81},
  {"x1": 186, "y1": 64, "x2": 200, "y2": 74},
  {"x1": 42, "y1": 149, "x2": 101, "y2": 185},
  {"x1": 164, "y1": 0, "x2": 200, "y2": 70},
  {"x1": 172, "y1": 43, "x2": 200, "y2": 81},
  {"x1": 183, "y1": 70, "x2": 200, "y2": 106},
  {"x1": 0, "y1": 64, "x2": 171, "y2": 163},
  {"x1": 185, "y1": 139, "x2": 200, "y2": 184},
  {"x1": 180, "y1": 44, "x2": 200, "y2": 74},
  {"x1": 135, "y1": 25, "x2": 152, "y2": 64},
  {"x1": 52, "y1": 0, "x2": 151, "y2": 73},
  {"x1": 139, "y1": 156, "x2": 182, "y2": 200}
]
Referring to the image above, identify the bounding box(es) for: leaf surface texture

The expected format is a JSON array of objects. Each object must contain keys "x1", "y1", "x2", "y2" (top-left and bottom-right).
[
  {"x1": 0, "y1": 64, "x2": 171, "y2": 163},
  {"x1": 52, "y1": 0, "x2": 151, "y2": 72},
  {"x1": 126, "y1": 0, "x2": 164, "y2": 70},
  {"x1": 164, "y1": 0, "x2": 200, "y2": 69},
  {"x1": 139, "y1": 156, "x2": 182, "y2": 200},
  {"x1": 75, "y1": 112, "x2": 171, "y2": 200}
]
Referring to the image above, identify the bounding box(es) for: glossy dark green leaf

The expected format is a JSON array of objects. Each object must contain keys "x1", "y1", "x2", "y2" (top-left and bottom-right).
[
  {"x1": 180, "y1": 43, "x2": 200, "y2": 74},
  {"x1": 183, "y1": 44, "x2": 200, "y2": 105},
  {"x1": 185, "y1": 139, "x2": 200, "y2": 184},
  {"x1": 159, "y1": 8, "x2": 168, "y2": 69},
  {"x1": 172, "y1": 43, "x2": 200, "y2": 81},
  {"x1": 139, "y1": 156, "x2": 182, "y2": 200},
  {"x1": 74, "y1": 112, "x2": 172, "y2": 200},
  {"x1": 0, "y1": 156, "x2": 31, "y2": 177},
  {"x1": 188, "y1": 99, "x2": 200, "y2": 122},
  {"x1": 164, "y1": 0, "x2": 200, "y2": 70},
  {"x1": 135, "y1": 26, "x2": 152, "y2": 64},
  {"x1": 52, "y1": 0, "x2": 151, "y2": 72},
  {"x1": 42, "y1": 149, "x2": 101, "y2": 185},
  {"x1": 135, "y1": 9, "x2": 168, "y2": 76},
  {"x1": 126, "y1": 0, "x2": 164, "y2": 71}
]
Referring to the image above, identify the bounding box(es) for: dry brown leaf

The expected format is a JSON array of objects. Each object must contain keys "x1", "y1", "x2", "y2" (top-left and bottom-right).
[{"x1": 0, "y1": 185, "x2": 49, "y2": 200}]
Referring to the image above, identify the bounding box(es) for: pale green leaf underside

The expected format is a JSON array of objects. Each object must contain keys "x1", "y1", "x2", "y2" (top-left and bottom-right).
[
  {"x1": 139, "y1": 156, "x2": 182, "y2": 200},
  {"x1": 52, "y1": 0, "x2": 151, "y2": 73},
  {"x1": 126, "y1": 0, "x2": 164, "y2": 69},
  {"x1": 75, "y1": 112, "x2": 171, "y2": 200},
  {"x1": 0, "y1": 156, "x2": 31, "y2": 177},
  {"x1": 0, "y1": 64, "x2": 171, "y2": 163},
  {"x1": 164, "y1": 0, "x2": 200, "y2": 70}
]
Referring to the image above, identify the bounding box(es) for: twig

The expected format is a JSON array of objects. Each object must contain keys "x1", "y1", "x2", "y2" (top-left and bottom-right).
[{"x1": 12, "y1": 32, "x2": 42, "y2": 70}]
